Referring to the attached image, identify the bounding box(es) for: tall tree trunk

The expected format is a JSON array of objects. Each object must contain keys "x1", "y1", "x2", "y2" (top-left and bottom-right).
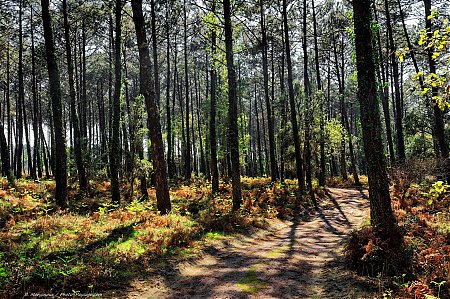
[
  {"x1": 255, "y1": 85, "x2": 263, "y2": 176},
  {"x1": 131, "y1": 0, "x2": 171, "y2": 214},
  {"x1": 151, "y1": 0, "x2": 161, "y2": 107},
  {"x1": 195, "y1": 70, "x2": 206, "y2": 175},
  {"x1": 223, "y1": 0, "x2": 242, "y2": 210},
  {"x1": 372, "y1": 1, "x2": 395, "y2": 163},
  {"x1": 352, "y1": 0, "x2": 398, "y2": 237},
  {"x1": 283, "y1": 0, "x2": 304, "y2": 195},
  {"x1": 260, "y1": 0, "x2": 278, "y2": 182},
  {"x1": 16, "y1": 0, "x2": 24, "y2": 178},
  {"x1": 279, "y1": 32, "x2": 287, "y2": 183},
  {"x1": 41, "y1": 0, "x2": 68, "y2": 207},
  {"x1": 384, "y1": 0, "x2": 405, "y2": 162},
  {"x1": 63, "y1": 0, "x2": 88, "y2": 191},
  {"x1": 332, "y1": 34, "x2": 348, "y2": 180},
  {"x1": 81, "y1": 20, "x2": 88, "y2": 140},
  {"x1": 183, "y1": 0, "x2": 191, "y2": 180},
  {"x1": 209, "y1": 0, "x2": 219, "y2": 193},
  {"x1": 6, "y1": 40, "x2": 12, "y2": 173},
  {"x1": 166, "y1": 2, "x2": 174, "y2": 179},
  {"x1": 424, "y1": 0, "x2": 449, "y2": 181},
  {"x1": 302, "y1": 0, "x2": 315, "y2": 201},
  {"x1": 23, "y1": 98, "x2": 33, "y2": 177},
  {"x1": 110, "y1": 0, "x2": 122, "y2": 204},
  {"x1": 31, "y1": 7, "x2": 42, "y2": 179},
  {"x1": 0, "y1": 110, "x2": 14, "y2": 185},
  {"x1": 313, "y1": 0, "x2": 326, "y2": 187}
]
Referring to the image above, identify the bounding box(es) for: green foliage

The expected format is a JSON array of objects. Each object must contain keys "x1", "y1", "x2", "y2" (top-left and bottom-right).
[
  {"x1": 414, "y1": 11, "x2": 450, "y2": 110},
  {"x1": 427, "y1": 181, "x2": 447, "y2": 205},
  {"x1": 325, "y1": 118, "x2": 347, "y2": 150}
]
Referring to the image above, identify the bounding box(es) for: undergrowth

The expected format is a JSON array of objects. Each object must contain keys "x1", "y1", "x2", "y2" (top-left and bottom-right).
[
  {"x1": 0, "y1": 176, "x2": 310, "y2": 297},
  {"x1": 344, "y1": 160, "x2": 450, "y2": 299}
]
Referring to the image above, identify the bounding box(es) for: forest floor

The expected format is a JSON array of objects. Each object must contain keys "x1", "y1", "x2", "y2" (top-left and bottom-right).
[
  {"x1": 1, "y1": 175, "x2": 449, "y2": 298},
  {"x1": 123, "y1": 187, "x2": 377, "y2": 298}
]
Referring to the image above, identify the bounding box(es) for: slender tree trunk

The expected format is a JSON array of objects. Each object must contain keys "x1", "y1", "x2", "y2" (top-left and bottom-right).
[
  {"x1": 63, "y1": 0, "x2": 88, "y2": 190},
  {"x1": 183, "y1": 0, "x2": 191, "y2": 180},
  {"x1": 195, "y1": 70, "x2": 206, "y2": 175},
  {"x1": 283, "y1": 0, "x2": 304, "y2": 195},
  {"x1": 0, "y1": 118, "x2": 14, "y2": 184},
  {"x1": 424, "y1": 0, "x2": 449, "y2": 181},
  {"x1": 110, "y1": 0, "x2": 122, "y2": 204},
  {"x1": 332, "y1": 35, "x2": 348, "y2": 180},
  {"x1": 255, "y1": 85, "x2": 264, "y2": 176},
  {"x1": 30, "y1": 7, "x2": 41, "y2": 179},
  {"x1": 41, "y1": 0, "x2": 68, "y2": 207},
  {"x1": 81, "y1": 20, "x2": 88, "y2": 140},
  {"x1": 302, "y1": 0, "x2": 315, "y2": 201},
  {"x1": 209, "y1": 0, "x2": 219, "y2": 193},
  {"x1": 151, "y1": 0, "x2": 161, "y2": 107},
  {"x1": 259, "y1": 95, "x2": 269, "y2": 175},
  {"x1": 279, "y1": 32, "x2": 287, "y2": 183},
  {"x1": 384, "y1": 0, "x2": 405, "y2": 162},
  {"x1": 23, "y1": 98, "x2": 33, "y2": 177},
  {"x1": 16, "y1": 0, "x2": 24, "y2": 178},
  {"x1": 166, "y1": 3, "x2": 174, "y2": 179},
  {"x1": 313, "y1": 0, "x2": 326, "y2": 187},
  {"x1": 6, "y1": 41, "x2": 12, "y2": 173},
  {"x1": 131, "y1": 0, "x2": 171, "y2": 214},
  {"x1": 260, "y1": 0, "x2": 278, "y2": 182},
  {"x1": 223, "y1": 0, "x2": 242, "y2": 210},
  {"x1": 372, "y1": 0, "x2": 395, "y2": 163}
]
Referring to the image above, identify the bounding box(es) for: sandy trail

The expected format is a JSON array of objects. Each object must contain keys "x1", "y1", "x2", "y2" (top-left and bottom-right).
[{"x1": 125, "y1": 188, "x2": 376, "y2": 299}]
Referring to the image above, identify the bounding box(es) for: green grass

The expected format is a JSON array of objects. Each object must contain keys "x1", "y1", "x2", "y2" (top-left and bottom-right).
[
  {"x1": 237, "y1": 265, "x2": 268, "y2": 294},
  {"x1": 266, "y1": 245, "x2": 289, "y2": 258}
]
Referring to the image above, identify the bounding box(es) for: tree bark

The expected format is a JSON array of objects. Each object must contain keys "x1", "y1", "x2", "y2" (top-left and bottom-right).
[
  {"x1": 110, "y1": 0, "x2": 122, "y2": 204},
  {"x1": 372, "y1": 1, "x2": 395, "y2": 163},
  {"x1": 209, "y1": 0, "x2": 219, "y2": 193},
  {"x1": 313, "y1": 0, "x2": 326, "y2": 187},
  {"x1": 223, "y1": 0, "x2": 242, "y2": 210},
  {"x1": 183, "y1": 0, "x2": 191, "y2": 180},
  {"x1": 131, "y1": 0, "x2": 171, "y2": 214},
  {"x1": 63, "y1": 0, "x2": 88, "y2": 191},
  {"x1": 260, "y1": 0, "x2": 278, "y2": 182},
  {"x1": 302, "y1": 0, "x2": 315, "y2": 201},
  {"x1": 16, "y1": 0, "x2": 24, "y2": 178},
  {"x1": 352, "y1": 0, "x2": 398, "y2": 235},
  {"x1": 424, "y1": 0, "x2": 449, "y2": 181},
  {"x1": 31, "y1": 6, "x2": 42, "y2": 179},
  {"x1": 283, "y1": 0, "x2": 304, "y2": 195},
  {"x1": 41, "y1": 0, "x2": 68, "y2": 207},
  {"x1": 166, "y1": 2, "x2": 174, "y2": 179},
  {"x1": 384, "y1": 0, "x2": 405, "y2": 162}
]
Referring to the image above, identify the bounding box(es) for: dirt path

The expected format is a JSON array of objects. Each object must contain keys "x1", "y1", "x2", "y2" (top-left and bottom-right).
[{"x1": 125, "y1": 188, "x2": 376, "y2": 298}]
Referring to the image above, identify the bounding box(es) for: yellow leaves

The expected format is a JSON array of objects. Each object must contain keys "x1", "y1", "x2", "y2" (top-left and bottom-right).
[
  {"x1": 432, "y1": 51, "x2": 440, "y2": 60},
  {"x1": 396, "y1": 48, "x2": 409, "y2": 62},
  {"x1": 433, "y1": 29, "x2": 440, "y2": 38}
]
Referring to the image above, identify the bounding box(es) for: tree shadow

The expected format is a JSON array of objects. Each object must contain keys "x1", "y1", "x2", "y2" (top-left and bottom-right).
[{"x1": 107, "y1": 188, "x2": 374, "y2": 298}]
